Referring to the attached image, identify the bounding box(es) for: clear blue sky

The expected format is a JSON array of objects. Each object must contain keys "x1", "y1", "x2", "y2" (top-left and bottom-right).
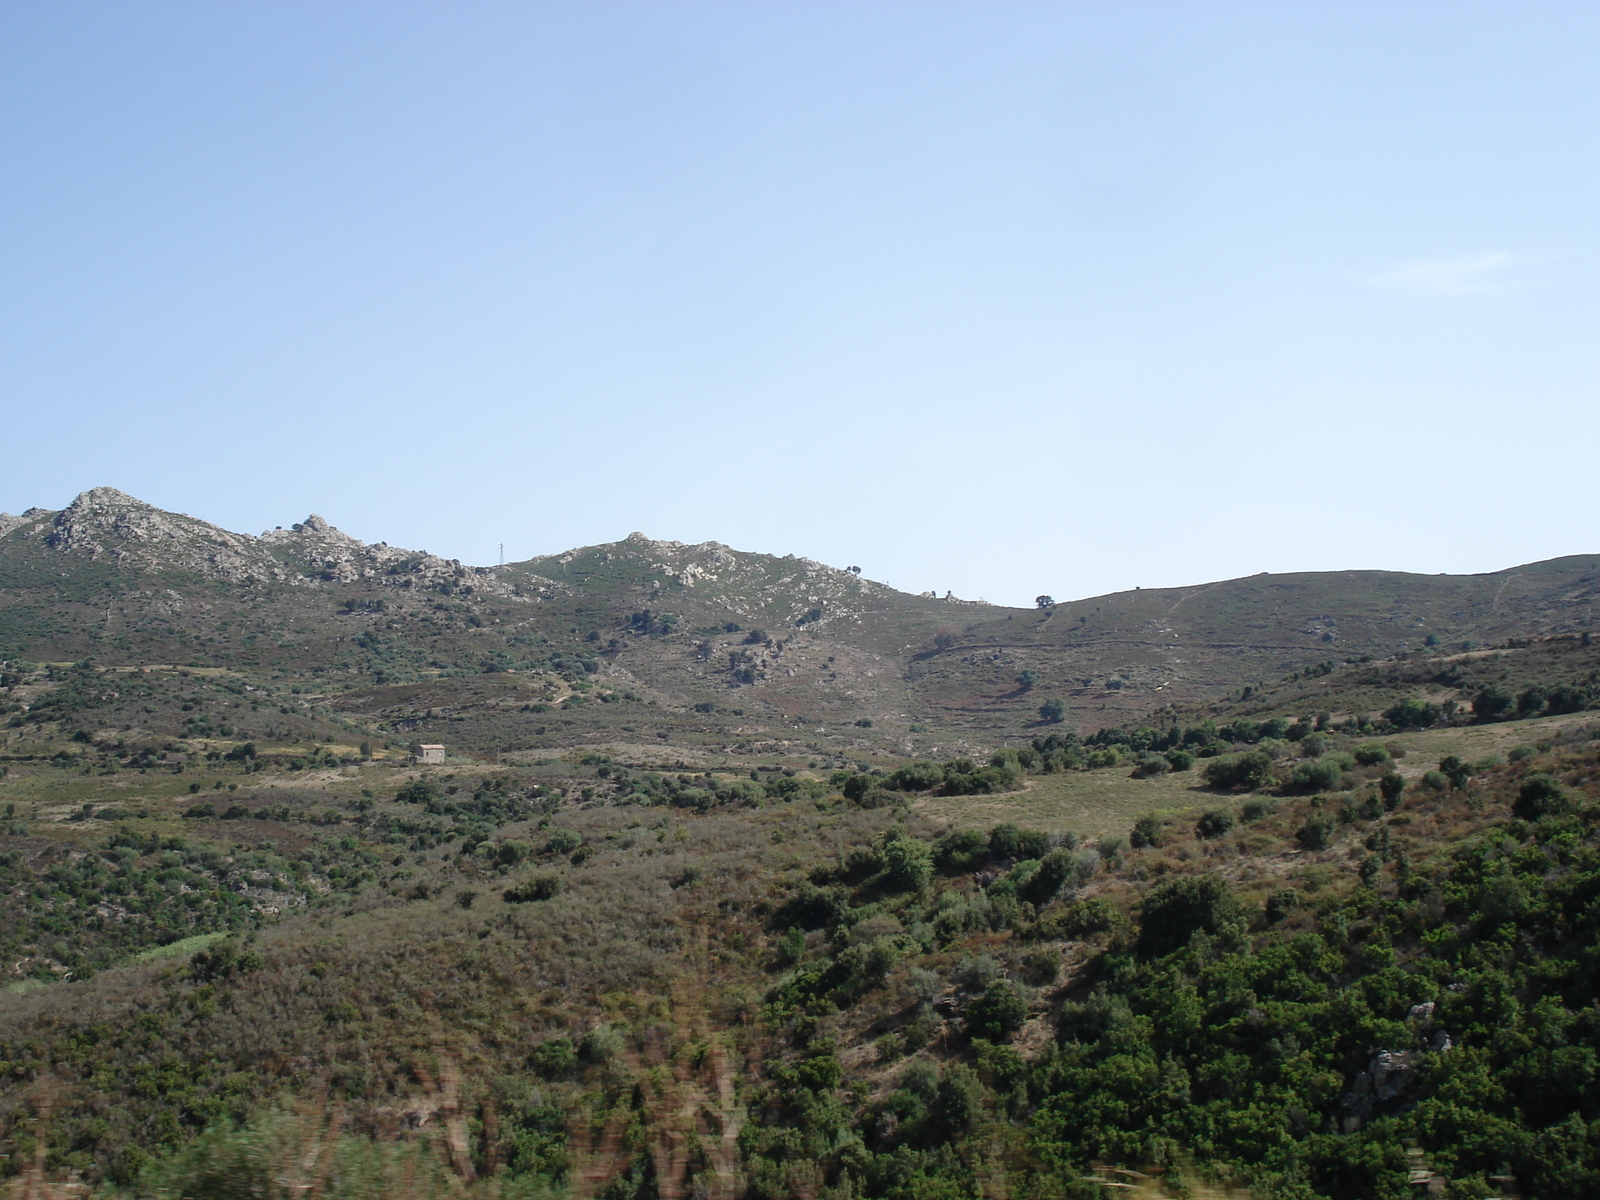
[{"x1": 2, "y1": 2, "x2": 1596, "y2": 605}]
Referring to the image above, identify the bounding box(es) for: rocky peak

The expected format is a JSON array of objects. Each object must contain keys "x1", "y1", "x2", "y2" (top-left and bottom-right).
[
  {"x1": 49, "y1": 488, "x2": 254, "y2": 556},
  {"x1": 35, "y1": 487, "x2": 281, "y2": 582},
  {"x1": 261, "y1": 514, "x2": 362, "y2": 547}
]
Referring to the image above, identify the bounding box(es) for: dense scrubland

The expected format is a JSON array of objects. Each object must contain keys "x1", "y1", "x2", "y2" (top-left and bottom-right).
[
  {"x1": 2, "y1": 491, "x2": 1600, "y2": 1197},
  {"x1": 0, "y1": 644, "x2": 1595, "y2": 1198}
]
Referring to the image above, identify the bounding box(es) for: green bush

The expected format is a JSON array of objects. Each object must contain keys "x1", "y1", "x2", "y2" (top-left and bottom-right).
[
  {"x1": 1290, "y1": 758, "x2": 1345, "y2": 794},
  {"x1": 1241, "y1": 799, "x2": 1273, "y2": 822},
  {"x1": 1353, "y1": 742, "x2": 1390, "y2": 766},
  {"x1": 1513, "y1": 775, "x2": 1568, "y2": 821},
  {"x1": 1203, "y1": 750, "x2": 1275, "y2": 792},
  {"x1": 504, "y1": 874, "x2": 563, "y2": 903},
  {"x1": 1019, "y1": 849, "x2": 1075, "y2": 905},
  {"x1": 579, "y1": 1024, "x2": 626, "y2": 1063},
  {"x1": 1296, "y1": 815, "x2": 1334, "y2": 851},
  {"x1": 989, "y1": 823, "x2": 1049, "y2": 862},
  {"x1": 1129, "y1": 814, "x2": 1163, "y2": 849},
  {"x1": 1384, "y1": 698, "x2": 1441, "y2": 728},
  {"x1": 1195, "y1": 809, "x2": 1235, "y2": 840},
  {"x1": 933, "y1": 829, "x2": 988, "y2": 872},
  {"x1": 1130, "y1": 753, "x2": 1169, "y2": 778},
  {"x1": 965, "y1": 979, "x2": 1028, "y2": 1041},
  {"x1": 394, "y1": 779, "x2": 440, "y2": 805},
  {"x1": 1439, "y1": 755, "x2": 1472, "y2": 790},
  {"x1": 1055, "y1": 897, "x2": 1117, "y2": 938},
  {"x1": 1137, "y1": 875, "x2": 1241, "y2": 957},
  {"x1": 887, "y1": 761, "x2": 946, "y2": 792},
  {"x1": 528, "y1": 1036, "x2": 579, "y2": 1078},
  {"x1": 882, "y1": 835, "x2": 933, "y2": 892},
  {"x1": 1264, "y1": 888, "x2": 1301, "y2": 924},
  {"x1": 1473, "y1": 686, "x2": 1515, "y2": 721},
  {"x1": 1379, "y1": 771, "x2": 1405, "y2": 809}
]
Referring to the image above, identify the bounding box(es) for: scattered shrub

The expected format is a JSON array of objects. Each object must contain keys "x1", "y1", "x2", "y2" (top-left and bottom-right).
[
  {"x1": 1129, "y1": 814, "x2": 1163, "y2": 849},
  {"x1": 1241, "y1": 799, "x2": 1273, "y2": 823},
  {"x1": 1353, "y1": 743, "x2": 1390, "y2": 766},
  {"x1": 1296, "y1": 815, "x2": 1334, "y2": 852},
  {"x1": 504, "y1": 874, "x2": 563, "y2": 903},
  {"x1": 1264, "y1": 888, "x2": 1302, "y2": 924},
  {"x1": 1137, "y1": 875, "x2": 1242, "y2": 957},
  {"x1": 1513, "y1": 775, "x2": 1568, "y2": 821},
  {"x1": 965, "y1": 979, "x2": 1028, "y2": 1041},
  {"x1": 1055, "y1": 897, "x2": 1116, "y2": 938},
  {"x1": 1380, "y1": 771, "x2": 1406, "y2": 809},
  {"x1": 1384, "y1": 698, "x2": 1441, "y2": 728},
  {"x1": 1203, "y1": 751, "x2": 1275, "y2": 792}
]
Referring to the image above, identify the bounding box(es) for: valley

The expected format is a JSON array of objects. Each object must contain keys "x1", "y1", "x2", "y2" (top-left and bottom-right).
[{"x1": 0, "y1": 489, "x2": 1596, "y2": 1198}]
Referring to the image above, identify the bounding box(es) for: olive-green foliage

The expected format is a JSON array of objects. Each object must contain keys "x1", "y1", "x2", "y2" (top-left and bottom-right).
[
  {"x1": 1054, "y1": 897, "x2": 1117, "y2": 939},
  {"x1": 1263, "y1": 887, "x2": 1301, "y2": 924},
  {"x1": 965, "y1": 980, "x2": 1028, "y2": 1042},
  {"x1": 128, "y1": 1111, "x2": 463, "y2": 1200},
  {"x1": 1018, "y1": 849, "x2": 1074, "y2": 905},
  {"x1": 503, "y1": 874, "x2": 563, "y2": 903},
  {"x1": 1290, "y1": 754, "x2": 1354, "y2": 794},
  {"x1": 1514, "y1": 775, "x2": 1568, "y2": 820},
  {"x1": 1129, "y1": 814, "x2": 1163, "y2": 849},
  {"x1": 1438, "y1": 755, "x2": 1472, "y2": 790},
  {"x1": 931, "y1": 829, "x2": 988, "y2": 872},
  {"x1": 1201, "y1": 750, "x2": 1274, "y2": 792},
  {"x1": 880, "y1": 836, "x2": 933, "y2": 893},
  {"x1": 1383, "y1": 697, "x2": 1441, "y2": 728},
  {"x1": 1353, "y1": 742, "x2": 1391, "y2": 766},
  {"x1": 1297, "y1": 814, "x2": 1335, "y2": 851},
  {"x1": 1135, "y1": 875, "x2": 1242, "y2": 957},
  {"x1": 988, "y1": 823, "x2": 1049, "y2": 862},
  {"x1": 1028, "y1": 793, "x2": 1600, "y2": 1200},
  {"x1": 0, "y1": 832, "x2": 281, "y2": 980}
]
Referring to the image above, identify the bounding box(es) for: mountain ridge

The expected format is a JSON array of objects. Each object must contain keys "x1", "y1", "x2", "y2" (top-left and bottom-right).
[{"x1": 1, "y1": 487, "x2": 1596, "y2": 752}]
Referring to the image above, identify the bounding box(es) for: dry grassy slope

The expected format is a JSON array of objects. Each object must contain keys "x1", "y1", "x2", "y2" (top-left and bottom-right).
[
  {"x1": 895, "y1": 559, "x2": 1600, "y2": 733},
  {"x1": 2, "y1": 490, "x2": 1596, "y2": 756},
  {"x1": 1144, "y1": 635, "x2": 1600, "y2": 734}
]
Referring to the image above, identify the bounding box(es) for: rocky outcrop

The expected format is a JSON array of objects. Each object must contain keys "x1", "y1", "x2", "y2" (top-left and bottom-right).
[
  {"x1": 40, "y1": 487, "x2": 289, "y2": 583},
  {"x1": 1339, "y1": 1001, "x2": 1455, "y2": 1131},
  {"x1": 527, "y1": 532, "x2": 929, "y2": 625},
  {"x1": 14, "y1": 489, "x2": 530, "y2": 598},
  {"x1": 260, "y1": 513, "x2": 501, "y2": 592}
]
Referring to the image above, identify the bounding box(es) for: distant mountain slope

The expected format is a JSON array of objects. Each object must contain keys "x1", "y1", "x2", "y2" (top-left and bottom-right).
[{"x1": 1, "y1": 489, "x2": 1594, "y2": 755}]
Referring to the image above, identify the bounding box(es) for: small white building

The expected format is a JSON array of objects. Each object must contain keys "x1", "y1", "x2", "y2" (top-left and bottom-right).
[{"x1": 415, "y1": 744, "x2": 445, "y2": 765}]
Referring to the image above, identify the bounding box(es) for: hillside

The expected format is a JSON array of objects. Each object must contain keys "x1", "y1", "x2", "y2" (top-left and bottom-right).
[
  {"x1": 0, "y1": 657, "x2": 1595, "y2": 1197},
  {"x1": 3, "y1": 489, "x2": 1596, "y2": 763},
  {"x1": 2, "y1": 488, "x2": 1600, "y2": 1198}
]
